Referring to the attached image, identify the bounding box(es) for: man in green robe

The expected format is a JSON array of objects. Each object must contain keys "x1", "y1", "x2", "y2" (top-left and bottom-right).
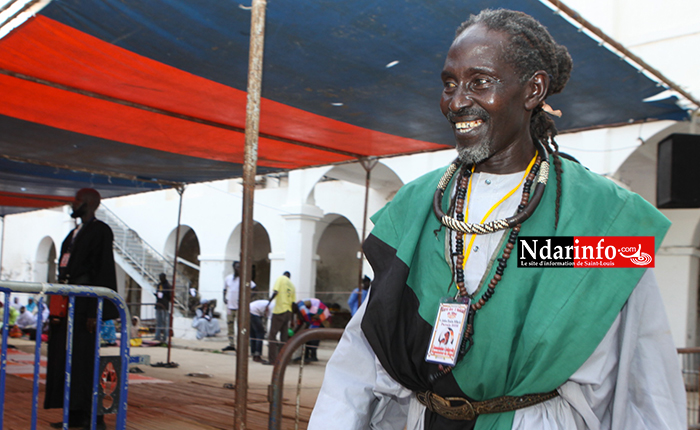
[{"x1": 309, "y1": 8, "x2": 685, "y2": 430}]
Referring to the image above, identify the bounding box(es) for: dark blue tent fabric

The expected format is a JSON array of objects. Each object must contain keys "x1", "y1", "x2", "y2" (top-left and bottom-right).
[
  {"x1": 0, "y1": 0, "x2": 690, "y2": 214},
  {"x1": 0, "y1": 157, "x2": 163, "y2": 215},
  {"x1": 42, "y1": 0, "x2": 688, "y2": 143}
]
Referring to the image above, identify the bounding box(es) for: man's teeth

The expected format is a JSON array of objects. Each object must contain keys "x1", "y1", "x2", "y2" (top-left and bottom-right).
[{"x1": 455, "y1": 120, "x2": 483, "y2": 131}]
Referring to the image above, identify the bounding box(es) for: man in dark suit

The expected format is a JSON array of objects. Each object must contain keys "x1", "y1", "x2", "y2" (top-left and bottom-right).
[{"x1": 45, "y1": 188, "x2": 118, "y2": 430}]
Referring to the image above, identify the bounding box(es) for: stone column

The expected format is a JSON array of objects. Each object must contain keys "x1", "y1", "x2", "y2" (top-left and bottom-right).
[
  {"x1": 276, "y1": 204, "x2": 323, "y2": 300},
  {"x1": 197, "y1": 254, "x2": 231, "y2": 318}
]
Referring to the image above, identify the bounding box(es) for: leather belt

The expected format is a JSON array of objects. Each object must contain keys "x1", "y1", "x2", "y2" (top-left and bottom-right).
[{"x1": 416, "y1": 389, "x2": 559, "y2": 421}]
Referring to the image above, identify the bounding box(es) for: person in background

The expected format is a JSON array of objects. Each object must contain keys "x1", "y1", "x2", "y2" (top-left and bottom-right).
[
  {"x1": 16, "y1": 305, "x2": 37, "y2": 335},
  {"x1": 26, "y1": 297, "x2": 37, "y2": 314},
  {"x1": 249, "y1": 298, "x2": 273, "y2": 362},
  {"x1": 187, "y1": 286, "x2": 200, "y2": 318},
  {"x1": 45, "y1": 188, "x2": 118, "y2": 430},
  {"x1": 292, "y1": 298, "x2": 332, "y2": 363},
  {"x1": 11, "y1": 296, "x2": 21, "y2": 310},
  {"x1": 192, "y1": 298, "x2": 221, "y2": 340},
  {"x1": 100, "y1": 319, "x2": 117, "y2": 347},
  {"x1": 154, "y1": 273, "x2": 171, "y2": 344},
  {"x1": 264, "y1": 271, "x2": 296, "y2": 365},
  {"x1": 348, "y1": 275, "x2": 371, "y2": 316},
  {"x1": 0, "y1": 300, "x2": 19, "y2": 328},
  {"x1": 223, "y1": 261, "x2": 256, "y2": 352},
  {"x1": 130, "y1": 316, "x2": 142, "y2": 347}
]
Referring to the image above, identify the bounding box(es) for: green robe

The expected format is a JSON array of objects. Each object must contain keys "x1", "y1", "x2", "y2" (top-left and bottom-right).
[{"x1": 361, "y1": 158, "x2": 670, "y2": 429}]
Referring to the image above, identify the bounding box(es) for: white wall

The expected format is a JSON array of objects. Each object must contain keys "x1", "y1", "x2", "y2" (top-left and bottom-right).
[{"x1": 563, "y1": 0, "x2": 700, "y2": 103}]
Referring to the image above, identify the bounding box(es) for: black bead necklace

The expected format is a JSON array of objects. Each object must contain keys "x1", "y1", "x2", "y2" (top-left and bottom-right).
[{"x1": 429, "y1": 149, "x2": 546, "y2": 382}]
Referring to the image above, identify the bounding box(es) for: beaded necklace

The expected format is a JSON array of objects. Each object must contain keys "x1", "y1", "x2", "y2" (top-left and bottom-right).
[
  {"x1": 454, "y1": 154, "x2": 538, "y2": 298},
  {"x1": 429, "y1": 143, "x2": 548, "y2": 381}
]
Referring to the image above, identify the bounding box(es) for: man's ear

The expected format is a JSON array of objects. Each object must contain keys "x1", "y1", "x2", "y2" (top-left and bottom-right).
[{"x1": 524, "y1": 70, "x2": 549, "y2": 111}]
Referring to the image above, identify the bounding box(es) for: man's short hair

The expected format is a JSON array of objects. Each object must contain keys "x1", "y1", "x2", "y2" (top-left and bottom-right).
[{"x1": 77, "y1": 187, "x2": 101, "y2": 203}]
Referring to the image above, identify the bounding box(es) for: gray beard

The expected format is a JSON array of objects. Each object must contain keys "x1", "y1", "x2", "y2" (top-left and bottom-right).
[{"x1": 457, "y1": 141, "x2": 491, "y2": 165}]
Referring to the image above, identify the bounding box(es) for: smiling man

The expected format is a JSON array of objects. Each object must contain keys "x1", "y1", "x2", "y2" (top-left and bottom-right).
[{"x1": 309, "y1": 9, "x2": 685, "y2": 430}]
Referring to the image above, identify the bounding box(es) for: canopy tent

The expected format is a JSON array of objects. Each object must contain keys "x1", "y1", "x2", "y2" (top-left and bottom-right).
[{"x1": 0, "y1": 0, "x2": 692, "y2": 216}]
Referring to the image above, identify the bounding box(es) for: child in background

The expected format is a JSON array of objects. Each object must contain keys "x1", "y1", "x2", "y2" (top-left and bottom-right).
[{"x1": 130, "y1": 316, "x2": 142, "y2": 347}]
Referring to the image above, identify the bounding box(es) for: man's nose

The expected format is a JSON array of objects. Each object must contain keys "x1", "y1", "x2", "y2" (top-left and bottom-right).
[{"x1": 448, "y1": 86, "x2": 474, "y2": 113}]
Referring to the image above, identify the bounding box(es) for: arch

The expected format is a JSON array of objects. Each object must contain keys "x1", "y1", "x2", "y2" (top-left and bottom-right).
[
  {"x1": 314, "y1": 214, "x2": 361, "y2": 315},
  {"x1": 309, "y1": 161, "x2": 404, "y2": 204},
  {"x1": 164, "y1": 225, "x2": 193, "y2": 255},
  {"x1": 225, "y1": 221, "x2": 272, "y2": 294},
  {"x1": 615, "y1": 122, "x2": 700, "y2": 248},
  {"x1": 614, "y1": 122, "x2": 700, "y2": 347},
  {"x1": 34, "y1": 236, "x2": 57, "y2": 283},
  {"x1": 614, "y1": 121, "x2": 692, "y2": 209},
  {"x1": 164, "y1": 225, "x2": 199, "y2": 290}
]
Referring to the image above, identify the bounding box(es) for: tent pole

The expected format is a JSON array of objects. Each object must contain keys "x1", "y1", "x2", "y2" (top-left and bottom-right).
[
  {"x1": 0, "y1": 215, "x2": 4, "y2": 279},
  {"x1": 236, "y1": 0, "x2": 267, "y2": 428},
  {"x1": 356, "y1": 158, "x2": 378, "y2": 293},
  {"x1": 166, "y1": 186, "x2": 185, "y2": 365}
]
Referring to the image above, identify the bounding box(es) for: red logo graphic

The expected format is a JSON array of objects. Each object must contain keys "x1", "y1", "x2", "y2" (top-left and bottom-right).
[{"x1": 572, "y1": 236, "x2": 655, "y2": 268}]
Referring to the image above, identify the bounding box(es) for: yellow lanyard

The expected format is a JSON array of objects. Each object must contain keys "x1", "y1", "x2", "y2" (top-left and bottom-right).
[{"x1": 461, "y1": 153, "x2": 538, "y2": 270}]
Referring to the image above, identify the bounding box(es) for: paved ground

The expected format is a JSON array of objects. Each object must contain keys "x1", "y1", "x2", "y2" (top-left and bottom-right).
[
  {"x1": 12, "y1": 331, "x2": 335, "y2": 411},
  {"x1": 125, "y1": 334, "x2": 334, "y2": 407}
]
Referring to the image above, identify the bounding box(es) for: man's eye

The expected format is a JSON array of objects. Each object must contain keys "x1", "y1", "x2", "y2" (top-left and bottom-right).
[
  {"x1": 443, "y1": 81, "x2": 457, "y2": 89},
  {"x1": 472, "y1": 78, "x2": 490, "y2": 88}
]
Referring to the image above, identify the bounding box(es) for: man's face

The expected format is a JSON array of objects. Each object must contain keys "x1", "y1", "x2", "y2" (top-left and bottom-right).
[
  {"x1": 440, "y1": 24, "x2": 532, "y2": 167},
  {"x1": 71, "y1": 191, "x2": 89, "y2": 218},
  {"x1": 233, "y1": 262, "x2": 240, "y2": 276}
]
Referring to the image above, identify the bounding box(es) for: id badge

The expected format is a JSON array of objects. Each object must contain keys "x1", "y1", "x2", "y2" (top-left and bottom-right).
[
  {"x1": 425, "y1": 297, "x2": 470, "y2": 366},
  {"x1": 59, "y1": 253, "x2": 71, "y2": 268}
]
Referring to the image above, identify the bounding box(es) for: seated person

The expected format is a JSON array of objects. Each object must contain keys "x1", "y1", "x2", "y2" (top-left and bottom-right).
[
  {"x1": 26, "y1": 297, "x2": 37, "y2": 314},
  {"x1": 17, "y1": 306, "x2": 37, "y2": 330},
  {"x1": 130, "y1": 316, "x2": 142, "y2": 347},
  {"x1": 0, "y1": 301, "x2": 19, "y2": 329},
  {"x1": 192, "y1": 299, "x2": 221, "y2": 340}
]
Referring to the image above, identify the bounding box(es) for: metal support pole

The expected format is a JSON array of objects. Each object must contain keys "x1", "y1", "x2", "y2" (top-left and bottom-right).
[
  {"x1": 166, "y1": 186, "x2": 185, "y2": 365},
  {"x1": 0, "y1": 215, "x2": 5, "y2": 279},
  {"x1": 356, "y1": 158, "x2": 378, "y2": 291},
  {"x1": 89, "y1": 298, "x2": 104, "y2": 430},
  {"x1": 30, "y1": 296, "x2": 44, "y2": 430},
  {"x1": 0, "y1": 291, "x2": 9, "y2": 428},
  {"x1": 268, "y1": 328, "x2": 344, "y2": 430},
  {"x1": 62, "y1": 295, "x2": 76, "y2": 428},
  {"x1": 236, "y1": 1, "x2": 267, "y2": 428}
]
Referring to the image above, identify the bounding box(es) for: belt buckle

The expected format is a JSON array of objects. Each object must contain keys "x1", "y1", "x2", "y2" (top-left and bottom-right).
[{"x1": 444, "y1": 396, "x2": 476, "y2": 420}]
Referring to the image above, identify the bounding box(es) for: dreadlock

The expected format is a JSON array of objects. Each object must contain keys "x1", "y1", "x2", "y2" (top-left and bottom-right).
[{"x1": 455, "y1": 9, "x2": 573, "y2": 229}]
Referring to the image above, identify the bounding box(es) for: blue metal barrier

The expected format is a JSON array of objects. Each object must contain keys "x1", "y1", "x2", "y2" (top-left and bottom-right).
[{"x1": 0, "y1": 281, "x2": 130, "y2": 430}]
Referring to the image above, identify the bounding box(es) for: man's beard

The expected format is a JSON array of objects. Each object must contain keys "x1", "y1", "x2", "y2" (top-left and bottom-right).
[
  {"x1": 71, "y1": 202, "x2": 86, "y2": 219},
  {"x1": 457, "y1": 140, "x2": 491, "y2": 165},
  {"x1": 446, "y1": 107, "x2": 491, "y2": 165}
]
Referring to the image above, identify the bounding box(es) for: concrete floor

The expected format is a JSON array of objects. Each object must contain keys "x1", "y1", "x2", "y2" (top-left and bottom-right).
[{"x1": 8, "y1": 333, "x2": 337, "y2": 429}]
